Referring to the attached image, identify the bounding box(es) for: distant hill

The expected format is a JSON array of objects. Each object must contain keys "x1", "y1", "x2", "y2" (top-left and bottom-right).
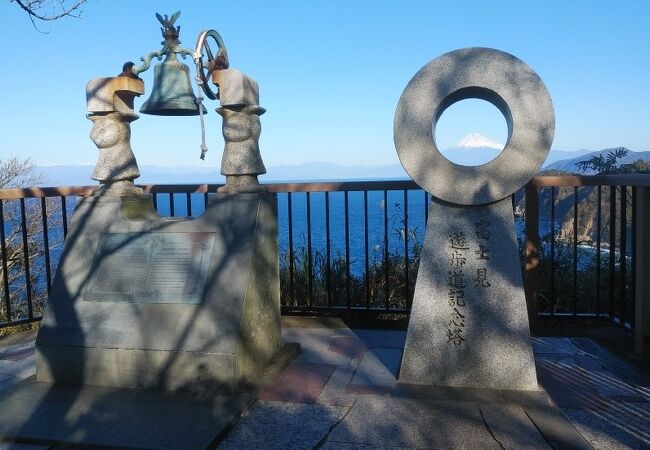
[
  {"x1": 261, "y1": 162, "x2": 407, "y2": 182},
  {"x1": 36, "y1": 164, "x2": 223, "y2": 186},
  {"x1": 542, "y1": 147, "x2": 650, "y2": 173},
  {"x1": 542, "y1": 149, "x2": 594, "y2": 166},
  {"x1": 35, "y1": 141, "x2": 650, "y2": 187},
  {"x1": 36, "y1": 163, "x2": 410, "y2": 186}
]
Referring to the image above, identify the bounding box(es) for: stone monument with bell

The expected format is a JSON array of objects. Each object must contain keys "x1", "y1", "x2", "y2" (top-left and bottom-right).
[
  {"x1": 35, "y1": 12, "x2": 286, "y2": 396},
  {"x1": 395, "y1": 48, "x2": 554, "y2": 391}
]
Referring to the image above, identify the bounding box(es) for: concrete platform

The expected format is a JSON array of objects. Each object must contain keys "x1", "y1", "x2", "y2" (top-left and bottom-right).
[{"x1": 2, "y1": 320, "x2": 650, "y2": 449}]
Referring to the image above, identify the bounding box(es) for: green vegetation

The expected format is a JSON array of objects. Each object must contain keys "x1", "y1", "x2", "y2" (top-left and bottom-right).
[
  {"x1": 280, "y1": 206, "x2": 422, "y2": 312},
  {"x1": 533, "y1": 231, "x2": 633, "y2": 325}
]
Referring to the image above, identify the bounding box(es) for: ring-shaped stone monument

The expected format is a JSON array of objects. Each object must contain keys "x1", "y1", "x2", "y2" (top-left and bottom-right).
[
  {"x1": 396, "y1": 48, "x2": 554, "y2": 391},
  {"x1": 395, "y1": 47, "x2": 554, "y2": 206}
]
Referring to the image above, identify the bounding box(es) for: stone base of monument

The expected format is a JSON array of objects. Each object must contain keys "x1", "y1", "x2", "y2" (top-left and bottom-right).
[
  {"x1": 0, "y1": 342, "x2": 300, "y2": 449},
  {"x1": 0, "y1": 191, "x2": 301, "y2": 447},
  {"x1": 36, "y1": 192, "x2": 282, "y2": 393},
  {"x1": 399, "y1": 198, "x2": 540, "y2": 391}
]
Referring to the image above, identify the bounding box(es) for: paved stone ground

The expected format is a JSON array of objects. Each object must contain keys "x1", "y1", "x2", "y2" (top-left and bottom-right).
[{"x1": 1, "y1": 324, "x2": 649, "y2": 449}]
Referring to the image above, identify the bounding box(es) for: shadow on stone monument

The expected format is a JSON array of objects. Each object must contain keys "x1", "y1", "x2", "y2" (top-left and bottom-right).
[
  {"x1": 394, "y1": 47, "x2": 555, "y2": 392},
  {"x1": 0, "y1": 14, "x2": 297, "y2": 450}
]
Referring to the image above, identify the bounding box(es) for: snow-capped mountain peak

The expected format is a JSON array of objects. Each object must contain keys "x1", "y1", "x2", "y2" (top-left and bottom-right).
[{"x1": 455, "y1": 133, "x2": 503, "y2": 150}]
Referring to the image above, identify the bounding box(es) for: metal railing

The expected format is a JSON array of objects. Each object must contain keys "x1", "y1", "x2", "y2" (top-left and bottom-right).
[{"x1": 1, "y1": 175, "x2": 647, "y2": 330}]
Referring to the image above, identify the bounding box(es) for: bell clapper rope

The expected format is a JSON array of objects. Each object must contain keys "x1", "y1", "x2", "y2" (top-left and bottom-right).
[{"x1": 194, "y1": 65, "x2": 209, "y2": 160}]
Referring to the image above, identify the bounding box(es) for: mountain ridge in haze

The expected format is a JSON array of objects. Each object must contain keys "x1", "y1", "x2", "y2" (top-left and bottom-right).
[{"x1": 34, "y1": 134, "x2": 649, "y2": 185}]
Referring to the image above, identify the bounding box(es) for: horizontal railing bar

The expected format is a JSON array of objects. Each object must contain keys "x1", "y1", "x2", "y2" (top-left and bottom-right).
[
  {"x1": 528, "y1": 174, "x2": 650, "y2": 187},
  {"x1": 266, "y1": 180, "x2": 420, "y2": 192},
  {"x1": 3, "y1": 174, "x2": 650, "y2": 200},
  {"x1": 0, "y1": 186, "x2": 96, "y2": 199}
]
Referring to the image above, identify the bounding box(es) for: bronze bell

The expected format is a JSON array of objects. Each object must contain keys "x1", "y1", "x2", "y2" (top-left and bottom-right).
[{"x1": 140, "y1": 55, "x2": 207, "y2": 116}]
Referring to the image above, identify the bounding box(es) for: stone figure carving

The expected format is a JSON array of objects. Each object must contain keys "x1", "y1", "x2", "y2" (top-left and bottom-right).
[
  {"x1": 89, "y1": 112, "x2": 140, "y2": 186},
  {"x1": 86, "y1": 75, "x2": 144, "y2": 195},
  {"x1": 212, "y1": 68, "x2": 267, "y2": 193}
]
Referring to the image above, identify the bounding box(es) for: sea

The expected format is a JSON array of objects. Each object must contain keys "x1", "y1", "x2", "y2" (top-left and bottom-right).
[{"x1": 4, "y1": 188, "x2": 541, "y2": 305}]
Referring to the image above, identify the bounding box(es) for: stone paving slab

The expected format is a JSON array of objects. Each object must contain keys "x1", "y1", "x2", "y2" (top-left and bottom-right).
[
  {"x1": 394, "y1": 383, "x2": 549, "y2": 407},
  {"x1": 0, "y1": 343, "x2": 35, "y2": 362},
  {"x1": 524, "y1": 405, "x2": 593, "y2": 450},
  {"x1": 0, "y1": 381, "x2": 250, "y2": 450},
  {"x1": 3, "y1": 326, "x2": 650, "y2": 449},
  {"x1": 319, "y1": 443, "x2": 411, "y2": 450},
  {"x1": 347, "y1": 348, "x2": 401, "y2": 394},
  {"x1": 218, "y1": 400, "x2": 349, "y2": 450},
  {"x1": 0, "y1": 342, "x2": 300, "y2": 449},
  {"x1": 572, "y1": 338, "x2": 649, "y2": 388},
  {"x1": 259, "y1": 361, "x2": 335, "y2": 404},
  {"x1": 383, "y1": 330, "x2": 407, "y2": 349},
  {"x1": 536, "y1": 358, "x2": 609, "y2": 410},
  {"x1": 327, "y1": 336, "x2": 368, "y2": 359},
  {"x1": 589, "y1": 370, "x2": 643, "y2": 398},
  {"x1": 286, "y1": 332, "x2": 354, "y2": 366},
  {"x1": 531, "y1": 337, "x2": 583, "y2": 355},
  {"x1": 0, "y1": 356, "x2": 35, "y2": 380},
  {"x1": 317, "y1": 365, "x2": 357, "y2": 407},
  {"x1": 479, "y1": 403, "x2": 551, "y2": 449},
  {"x1": 563, "y1": 402, "x2": 650, "y2": 450},
  {"x1": 325, "y1": 396, "x2": 503, "y2": 449}
]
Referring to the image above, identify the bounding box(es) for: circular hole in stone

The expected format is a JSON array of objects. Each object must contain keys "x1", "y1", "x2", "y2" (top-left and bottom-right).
[{"x1": 434, "y1": 99, "x2": 508, "y2": 166}]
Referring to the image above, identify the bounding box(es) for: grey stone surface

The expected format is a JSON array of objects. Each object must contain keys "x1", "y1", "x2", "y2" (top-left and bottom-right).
[
  {"x1": 290, "y1": 332, "x2": 355, "y2": 366},
  {"x1": 349, "y1": 348, "x2": 401, "y2": 390},
  {"x1": 213, "y1": 68, "x2": 267, "y2": 193},
  {"x1": 86, "y1": 76, "x2": 144, "y2": 115},
  {"x1": 394, "y1": 383, "x2": 549, "y2": 407},
  {"x1": 525, "y1": 405, "x2": 593, "y2": 450},
  {"x1": 219, "y1": 400, "x2": 349, "y2": 450},
  {"x1": 36, "y1": 192, "x2": 281, "y2": 392},
  {"x1": 393, "y1": 47, "x2": 554, "y2": 206},
  {"x1": 88, "y1": 112, "x2": 141, "y2": 187},
  {"x1": 0, "y1": 378, "x2": 21, "y2": 391},
  {"x1": 396, "y1": 48, "x2": 551, "y2": 392},
  {"x1": 532, "y1": 336, "x2": 583, "y2": 355},
  {"x1": 589, "y1": 370, "x2": 642, "y2": 398},
  {"x1": 326, "y1": 396, "x2": 502, "y2": 449},
  {"x1": 400, "y1": 198, "x2": 538, "y2": 390},
  {"x1": 573, "y1": 338, "x2": 650, "y2": 390},
  {"x1": 0, "y1": 380, "x2": 252, "y2": 450},
  {"x1": 317, "y1": 365, "x2": 357, "y2": 406},
  {"x1": 384, "y1": 330, "x2": 407, "y2": 349},
  {"x1": 215, "y1": 69, "x2": 262, "y2": 108},
  {"x1": 0, "y1": 356, "x2": 35, "y2": 380},
  {"x1": 86, "y1": 76, "x2": 144, "y2": 193},
  {"x1": 563, "y1": 403, "x2": 650, "y2": 449},
  {"x1": 479, "y1": 404, "x2": 551, "y2": 449},
  {"x1": 319, "y1": 444, "x2": 411, "y2": 450}
]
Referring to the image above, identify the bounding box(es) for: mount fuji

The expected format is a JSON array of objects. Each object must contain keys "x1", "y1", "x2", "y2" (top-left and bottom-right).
[{"x1": 441, "y1": 133, "x2": 504, "y2": 166}]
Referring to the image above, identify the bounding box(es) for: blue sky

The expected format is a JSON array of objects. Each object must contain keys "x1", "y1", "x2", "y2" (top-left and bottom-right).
[{"x1": 1, "y1": 0, "x2": 649, "y2": 168}]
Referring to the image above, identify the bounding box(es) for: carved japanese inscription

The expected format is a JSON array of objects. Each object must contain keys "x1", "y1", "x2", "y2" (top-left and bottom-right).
[
  {"x1": 445, "y1": 219, "x2": 494, "y2": 345},
  {"x1": 84, "y1": 232, "x2": 215, "y2": 304}
]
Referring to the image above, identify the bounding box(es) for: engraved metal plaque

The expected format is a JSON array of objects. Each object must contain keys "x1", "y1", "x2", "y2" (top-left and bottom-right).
[{"x1": 84, "y1": 232, "x2": 215, "y2": 304}]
